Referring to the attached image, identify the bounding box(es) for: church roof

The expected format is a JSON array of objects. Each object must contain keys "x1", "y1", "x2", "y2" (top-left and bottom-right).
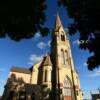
[
  {"x1": 11, "y1": 67, "x2": 31, "y2": 74},
  {"x1": 41, "y1": 54, "x2": 52, "y2": 66}
]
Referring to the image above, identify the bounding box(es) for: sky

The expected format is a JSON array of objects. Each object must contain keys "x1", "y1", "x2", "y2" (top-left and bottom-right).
[{"x1": 0, "y1": 0, "x2": 100, "y2": 99}]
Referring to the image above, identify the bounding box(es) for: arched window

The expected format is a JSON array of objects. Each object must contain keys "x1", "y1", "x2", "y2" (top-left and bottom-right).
[
  {"x1": 61, "y1": 35, "x2": 65, "y2": 41},
  {"x1": 65, "y1": 50, "x2": 69, "y2": 65},
  {"x1": 45, "y1": 70, "x2": 47, "y2": 82},
  {"x1": 63, "y1": 76, "x2": 72, "y2": 97},
  {"x1": 61, "y1": 31, "x2": 65, "y2": 41},
  {"x1": 47, "y1": 70, "x2": 51, "y2": 82},
  {"x1": 61, "y1": 49, "x2": 65, "y2": 64},
  {"x1": 10, "y1": 74, "x2": 16, "y2": 81}
]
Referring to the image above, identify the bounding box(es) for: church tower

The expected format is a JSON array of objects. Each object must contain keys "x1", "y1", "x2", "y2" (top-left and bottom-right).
[{"x1": 51, "y1": 14, "x2": 83, "y2": 100}]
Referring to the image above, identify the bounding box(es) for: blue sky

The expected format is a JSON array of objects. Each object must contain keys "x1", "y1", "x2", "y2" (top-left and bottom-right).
[{"x1": 0, "y1": 0, "x2": 100, "y2": 99}]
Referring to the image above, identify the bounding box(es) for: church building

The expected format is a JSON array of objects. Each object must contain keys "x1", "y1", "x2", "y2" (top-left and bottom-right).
[{"x1": 2, "y1": 14, "x2": 83, "y2": 100}]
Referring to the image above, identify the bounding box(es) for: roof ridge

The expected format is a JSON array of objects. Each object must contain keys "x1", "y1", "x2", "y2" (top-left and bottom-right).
[{"x1": 11, "y1": 67, "x2": 31, "y2": 74}]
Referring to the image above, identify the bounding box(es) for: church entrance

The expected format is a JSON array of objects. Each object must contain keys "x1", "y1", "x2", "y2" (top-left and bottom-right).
[{"x1": 63, "y1": 76, "x2": 72, "y2": 100}]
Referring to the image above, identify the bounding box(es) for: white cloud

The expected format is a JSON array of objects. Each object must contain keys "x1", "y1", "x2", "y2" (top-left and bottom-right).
[
  {"x1": 73, "y1": 39, "x2": 81, "y2": 45},
  {"x1": 28, "y1": 54, "x2": 43, "y2": 65},
  {"x1": 37, "y1": 42, "x2": 46, "y2": 49},
  {"x1": 48, "y1": 40, "x2": 51, "y2": 47},
  {"x1": 83, "y1": 62, "x2": 88, "y2": 67},
  {"x1": 33, "y1": 32, "x2": 41, "y2": 41},
  {"x1": 0, "y1": 68, "x2": 5, "y2": 73},
  {"x1": 64, "y1": 28, "x2": 69, "y2": 32},
  {"x1": 34, "y1": 32, "x2": 41, "y2": 38},
  {"x1": 96, "y1": 70, "x2": 100, "y2": 73},
  {"x1": 88, "y1": 70, "x2": 100, "y2": 77}
]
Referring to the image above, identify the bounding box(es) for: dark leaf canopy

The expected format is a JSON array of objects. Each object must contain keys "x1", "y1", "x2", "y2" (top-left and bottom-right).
[
  {"x1": 0, "y1": 0, "x2": 49, "y2": 41},
  {"x1": 0, "y1": 0, "x2": 100, "y2": 70},
  {"x1": 58, "y1": 0, "x2": 100, "y2": 70}
]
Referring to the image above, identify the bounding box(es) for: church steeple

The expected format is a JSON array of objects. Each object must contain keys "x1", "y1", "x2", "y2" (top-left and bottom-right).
[
  {"x1": 51, "y1": 14, "x2": 83, "y2": 100},
  {"x1": 54, "y1": 13, "x2": 63, "y2": 31},
  {"x1": 53, "y1": 13, "x2": 66, "y2": 37},
  {"x1": 51, "y1": 14, "x2": 74, "y2": 70},
  {"x1": 51, "y1": 14, "x2": 68, "y2": 45}
]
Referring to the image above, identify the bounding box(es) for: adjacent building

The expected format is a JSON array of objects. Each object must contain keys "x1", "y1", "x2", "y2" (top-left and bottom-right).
[{"x1": 91, "y1": 89, "x2": 100, "y2": 100}]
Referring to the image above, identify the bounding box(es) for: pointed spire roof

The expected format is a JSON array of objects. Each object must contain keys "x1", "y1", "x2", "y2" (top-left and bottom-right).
[
  {"x1": 54, "y1": 13, "x2": 63, "y2": 31},
  {"x1": 41, "y1": 54, "x2": 52, "y2": 66}
]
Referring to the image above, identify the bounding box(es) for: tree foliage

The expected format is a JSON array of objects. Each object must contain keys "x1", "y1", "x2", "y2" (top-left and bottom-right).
[
  {"x1": 0, "y1": 0, "x2": 100, "y2": 70},
  {"x1": 58, "y1": 0, "x2": 100, "y2": 70},
  {"x1": 0, "y1": 0, "x2": 49, "y2": 41}
]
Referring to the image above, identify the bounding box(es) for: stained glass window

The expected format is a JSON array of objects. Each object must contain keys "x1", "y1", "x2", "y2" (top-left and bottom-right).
[
  {"x1": 63, "y1": 77, "x2": 72, "y2": 96},
  {"x1": 45, "y1": 70, "x2": 47, "y2": 82}
]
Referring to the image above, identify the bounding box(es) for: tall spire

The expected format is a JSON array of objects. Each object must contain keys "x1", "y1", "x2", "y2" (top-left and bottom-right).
[{"x1": 54, "y1": 13, "x2": 63, "y2": 31}]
